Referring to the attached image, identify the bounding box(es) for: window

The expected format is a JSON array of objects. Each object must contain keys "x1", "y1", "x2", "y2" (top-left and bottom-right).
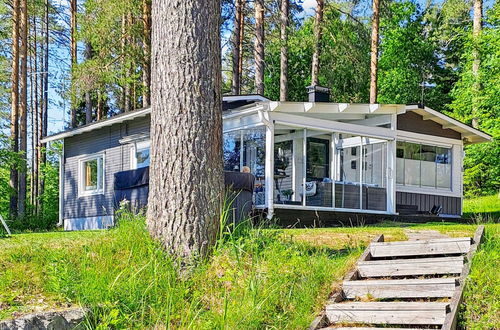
[
  {"x1": 79, "y1": 154, "x2": 104, "y2": 196},
  {"x1": 396, "y1": 141, "x2": 452, "y2": 190},
  {"x1": 131, "y1": 141, "x2": 150, "y2": 169}
]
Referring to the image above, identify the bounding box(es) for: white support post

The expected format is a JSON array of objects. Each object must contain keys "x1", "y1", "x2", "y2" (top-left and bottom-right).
[
  {"x1": 265, "y1": 122, "x2": 275, "y2": 219},
  {"x1": 58, "y1": 141, "x2": 65, "y2": 227},
  {"x1": 302, "y1": 129, "x2": 307, "y2": 206},
  {"x1": 387, "y1": 139, "x2": 396, "y2": 213},
  {"x1": 239, "y1": 130, "x2": 244, "y2": 171},
  {"x1": 359, "y1": 137, "x2": 363, "y2": 210},
  {"x1": 387, "y1": 113, "x2": 397, "y2": 213},
  {"x1": 331, "y1": 133, "x2": 337, "y2": 209}
]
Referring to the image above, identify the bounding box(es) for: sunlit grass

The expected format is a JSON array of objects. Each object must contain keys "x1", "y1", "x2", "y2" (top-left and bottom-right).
[
  {"x1": 0, "y1": 216, "x2": 498, "y2": 329},
  {"x1": 463, "y1": 194, "x2": 500, "y2": 221}
]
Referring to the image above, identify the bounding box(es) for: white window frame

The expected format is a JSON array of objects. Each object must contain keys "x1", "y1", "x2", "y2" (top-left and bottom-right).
[
  {"x1": 78, "y1": 153, "x2": 105, "y2": 197},
  {"x1": 130, "y1": 140, "x2": 151, "y2": 169}
]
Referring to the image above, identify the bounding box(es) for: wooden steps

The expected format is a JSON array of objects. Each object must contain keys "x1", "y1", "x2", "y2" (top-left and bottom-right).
[
  {"x1": 369, "y1": 237, "x2": 471, "y2": 258},
  {"x1": 326, "y1": 302, "x2": 449, "y2": 325},
  {"x1": 357, "y1": 256, "x2": 464, "y2": 277},
  {"x1": 310, "y1": 225, "x2": 485, "y2": 330},
  {"x1": 343, "y1": 277, "x2": 458, "y2": 299}
]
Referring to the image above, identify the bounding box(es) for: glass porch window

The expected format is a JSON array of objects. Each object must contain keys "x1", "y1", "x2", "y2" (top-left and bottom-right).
[
  {"x1": 305, "y1": 131, "x2": 332, "y2": 207},
  {"x1": 223, "y1": 128, "x2": 266, "y2": 206},
  {"x1": 362, "y1": 139, "x2": 387, "y2": 211},
  {"x1": 336, "y1": 136, "x2": 361, "y2": 209},
  {"x1": 396, "y1": 141, "x2": 452, "y2": 190}
]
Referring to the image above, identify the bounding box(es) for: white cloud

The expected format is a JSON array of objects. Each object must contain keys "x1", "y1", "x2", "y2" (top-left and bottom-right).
[{"x1": 301, "y1": 0, "x2": 317, "y2": 17}]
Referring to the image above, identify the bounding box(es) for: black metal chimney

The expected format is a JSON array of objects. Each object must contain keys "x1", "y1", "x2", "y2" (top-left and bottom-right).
[{"x1": 306, "y1": 85, "x2": 330, "y2": 102}]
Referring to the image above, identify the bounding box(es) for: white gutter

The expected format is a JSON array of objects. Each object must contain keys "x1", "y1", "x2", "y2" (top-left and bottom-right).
[
  {"x1": 58, "y1": 140, "x2": 65, "y2": 227},
  {"x1": 41, "y1": 107, "x2": 151, "y2": 143}
]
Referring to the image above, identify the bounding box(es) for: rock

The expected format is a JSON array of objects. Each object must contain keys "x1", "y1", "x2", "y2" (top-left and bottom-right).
[{"x1": 0, "y1": 308, "x2": 87, "y2": 330}]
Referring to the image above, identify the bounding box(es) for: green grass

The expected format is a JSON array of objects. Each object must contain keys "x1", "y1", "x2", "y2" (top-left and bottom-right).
[
  {"x1": 463, "y1": 194, "x2": 500, "y2": 221},
  {"x1": 0, "y1": 217, "x2": 498, "y2": 329}
]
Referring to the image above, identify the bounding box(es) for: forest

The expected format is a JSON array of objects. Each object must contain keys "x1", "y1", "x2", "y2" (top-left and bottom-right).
[{"x1": 0, "y1": 0, "x2": 498, "y2": 230}]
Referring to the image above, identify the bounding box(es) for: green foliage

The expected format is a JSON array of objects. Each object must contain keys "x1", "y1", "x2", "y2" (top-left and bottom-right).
[
  {"x1": 264, "y1": 3, "x2": 370, "y2": 102},
  {"x1": 450, "y1": 2, "x2": 500, "y2": 197},
  {"x1": 463, "y1": 194, "x2": 500, "y2": 222}
]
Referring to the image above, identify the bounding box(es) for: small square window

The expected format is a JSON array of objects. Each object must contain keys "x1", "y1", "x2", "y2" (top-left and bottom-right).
[{"x1": 79, "y1": 155, "x2": 104, "y2": 196}]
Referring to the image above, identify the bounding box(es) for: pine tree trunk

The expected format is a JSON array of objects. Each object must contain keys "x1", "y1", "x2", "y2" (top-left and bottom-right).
[
  {"x1": 311, "y1": 0, "x2": 324, "y2": 86},
  {"x1": 70, "y1": 0, "x2": 77, "y2": 128},
  {"x1": 147, "y1": 0, "x2": 223, "y2": 260},
  {"x1": 142, "y1": 0, "x2": 151, "y2": 107},
  {"x1": 254, "y1": 0, "x2": 265, "y2": 95},
  {"x1": 18, "y1": 0, "x2": 28, "y2": 217},
  {"x1": 84, "y1": 42, "x2": 93, "y2": 124},
  {"x1": 39, "y1": 0, "x2": 49, "y2": 213},
  {"x1": 32, "y1": 16, "x2": 39, "y2": 214},
  {"x1": 279, "y1": 0, "x2": 289, "y2": 101},
  {"x1": 231, "y1": 0, "x2": 243, "y2": 95},
  {"x1": 369, "y1": 0, "x2": 380, "y2": 104},
  {"x1": 471, "y1": 0, "x2": 482, "y2": 128},
  {"x1": 238, "y1": 5, "x2": 244, "y2": 93},
  {"x1": 10, "y1": 0, "x2": 20, "y2": 219}
]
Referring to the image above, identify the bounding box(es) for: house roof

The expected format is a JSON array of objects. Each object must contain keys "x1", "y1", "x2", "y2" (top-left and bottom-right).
[
  {"x1": 405, "y1": 105, "x2": 492, "y2": 144},
  {"x1": 41, "y1": 96, "x2": 492, "y2": 144}
]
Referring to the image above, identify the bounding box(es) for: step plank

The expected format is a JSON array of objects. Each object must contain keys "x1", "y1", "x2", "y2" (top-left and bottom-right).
[
  {"x1": 369, "y1": 237, "x2": 470, "y2": 258},
  {"x1": 358, "y1": 256, "x2": 464, "y2": 277},
  {"x1": 325, "y1": 302, "x2": 448, "y2": 325},
  {"x1": 343, "y1": 278, "x2": 457, "y2": 299}
]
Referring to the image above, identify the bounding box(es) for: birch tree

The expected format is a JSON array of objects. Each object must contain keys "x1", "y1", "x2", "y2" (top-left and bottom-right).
[{"x1": 471, "y1": 0, "x2": 482, "y2": 128}]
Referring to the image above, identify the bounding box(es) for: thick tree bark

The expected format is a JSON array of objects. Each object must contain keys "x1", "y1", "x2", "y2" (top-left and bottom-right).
[
  {"x1": 279, "y1": 0, "x2": 289, "y2": 101},
  {"x1": 10, "y1": 0, "x2": 20, "y2": 219},
  {"x1": 18, "y1": 0, "x2": 28, "y2": 217},
  {"x1": 471, "y1": 0, "x2": 482, "y2": 128},
  {"x1": 369, "y1": 0, "x2": 380, "y2": 104},
  {"x1": 147, "y1": 0, "x2": 223, "y2": 260},
  {"x1": 311, "y1": 0, "x2": 324, "y2": 86},
  {"x1": 231, "y1": 0, "x2": 243, "y2": 95},
  {"x1": 254, "y1": 0, "x2": 265, "y2": 95},
  {"x1": 70, "y1": 0, "x2": 77, "y2": 128},
  {"x1": 142, "y1": 0, "x2": 151, "y2": 107}
]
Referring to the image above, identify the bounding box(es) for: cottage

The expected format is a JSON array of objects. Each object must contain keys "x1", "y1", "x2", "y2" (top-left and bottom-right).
[{"x1": 41, "y1": 88, "x2": 491, "y2": 230}]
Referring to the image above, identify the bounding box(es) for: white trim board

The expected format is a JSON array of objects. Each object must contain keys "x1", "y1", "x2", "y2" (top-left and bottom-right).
[
  {"x1": 64, "y1": 215, "x2": 114, "y2": 231},
  {"x1": 396, "y1": 130, "x2": 462, "y2": 147}
]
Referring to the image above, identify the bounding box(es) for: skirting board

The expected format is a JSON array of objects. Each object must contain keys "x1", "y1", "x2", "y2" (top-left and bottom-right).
[{"x1": 64, "y1": 215, "x2": 114, "y2": 231}]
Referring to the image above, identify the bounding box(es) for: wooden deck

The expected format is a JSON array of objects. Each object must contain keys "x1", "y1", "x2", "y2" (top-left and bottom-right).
[{"x1": 310, "y1": 226, "x2": 485, "y2": 330}]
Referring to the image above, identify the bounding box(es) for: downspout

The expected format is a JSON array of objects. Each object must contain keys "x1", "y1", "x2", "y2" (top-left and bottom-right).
[{"x1": 58, "y1": 139, "x2": 65, "y2": 227}]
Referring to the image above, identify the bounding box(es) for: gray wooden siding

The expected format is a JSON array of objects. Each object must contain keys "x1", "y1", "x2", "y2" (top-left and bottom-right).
[
  {"x1": 397, "y1": 112, "x2": 462, "y2": 140},
  {"x1": 63, "y1": 116, "x2": 150, "y2": 220},
  {"x1": 396, "y1": 191, "x2": 461, "y2": 216}
]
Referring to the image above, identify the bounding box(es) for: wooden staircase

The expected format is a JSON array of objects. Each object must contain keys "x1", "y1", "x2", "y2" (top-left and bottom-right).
[{"x1": 310, "y1": 226, "x2": 485, "y2": 330}]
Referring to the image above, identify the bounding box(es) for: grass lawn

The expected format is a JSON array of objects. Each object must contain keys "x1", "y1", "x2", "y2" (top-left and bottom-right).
[
  {"x1": 463, "y1": 194, "x2": 500, "y2": 221},
  {"x1": 0, "y1": 217, "x2": 498, "y2": 329}
]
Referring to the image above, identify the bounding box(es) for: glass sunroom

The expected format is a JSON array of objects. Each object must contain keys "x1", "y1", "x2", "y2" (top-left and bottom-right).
[{"x1": 223, "y1": 99, "x2": 406, "y2": 218}]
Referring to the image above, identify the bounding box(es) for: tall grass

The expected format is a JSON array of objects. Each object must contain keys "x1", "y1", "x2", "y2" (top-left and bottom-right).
[
  {"x1": 459, "y1": 225, "x2": 500, "y2": 328},
  {"x1": 0, "y1": 210, "x2": 354, "y2": 328}
]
